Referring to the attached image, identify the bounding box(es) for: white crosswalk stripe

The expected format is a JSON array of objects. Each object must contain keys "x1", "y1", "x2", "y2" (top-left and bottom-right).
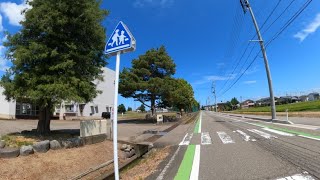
[
  {"x1": 201, "y1": 132, "x2": 212, "y2": 145},
  {"x1": 276, "y1": 171, "x2": 314, "y2": 180},
  {"x1": 217, "y1": 131, "x2": 235, "y2": 144},
  {"x1": 179, "y1": 133, "x2": 193, "y2": 146},
  {"x1": 178, "y1": 128, "x2": 293, "y2": 146},
  {"x1": 234, "y1": 130, "x2": 256, "y2": 142},
  {"x1": 247, "y1": 129, "x2": 278, "y2": 139}
]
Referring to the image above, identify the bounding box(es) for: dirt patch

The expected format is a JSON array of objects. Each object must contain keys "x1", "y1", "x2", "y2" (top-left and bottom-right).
[
  {"x1": 120, "y1": 146, "x2": 171, "y2": 180},
  {"x1": 0, "y1": 140, "x2": 124, "y2": 180}
]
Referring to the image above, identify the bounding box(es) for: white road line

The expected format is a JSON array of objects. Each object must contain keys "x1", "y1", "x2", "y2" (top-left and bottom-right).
[
  {"x1": 179, "y1": 133, "x2": 193, "y2": 146},
  {"x1": 217, "y1": 131, "x2": 235, "y2": 144},
  {"x1": 156, "y1": 146, "x2": 181, "y2": 180},
  {"x1": 262, "y1": 128, "x2": 294, "y2": 136},
  {"x1": 179, "y1": 133, "x2": 188, "y2": 145},
  {"x1": 189, "y1": 145, "x2": 201, "y2": 180},
  {"x1": 244, "y1": 122, "x2": 266, "y2": 128},
  {"x1": 276, "y1": 171, "x2": 315, "y2": 180},
  {"x1": 198, "y1": 112, "x2": 202, "y2": 133},
  {"x1": 247, "y1": 129, "x2": 278, "y2": 139},
  {"x1": 234, "y1": 130, "x2": 256, "y2": 142},
  {"x1": 201, "y1": 132, "x2": 212, "y2": 145},
  {"x1": 298, "y1": 135, "x2": 320, "y2": 141}
]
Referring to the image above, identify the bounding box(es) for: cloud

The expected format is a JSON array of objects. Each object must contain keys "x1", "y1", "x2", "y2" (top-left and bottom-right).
[
  {"x1": 133, "y1": 0, "x2": 174, "y2": 8},
  {"x1": 1, "y1": 34, "x2": 7, "y2": 43},
  {"x1": 0, "y1": 45, "x2": 9, "y2": 72},
  {"x1": 0, "y1": 14, "x2": 3, "y2": 32},
  {"x1": 243, "y1": 66, "x2": 259, "y2": 75},
  {"x1": 294, "y1": 13, "x2": 320, "y2": 42},
  {"x1": 216, "y1": 62, "x2": 225, "y2": 68},
  {"x1": 0, "y1": 0, "x2": 31, "y2": 26},
  {"x1": 193, "y1": 74, "x2": 236, "y2": 85},
  {"x1": 243, "y1": 80, "x2": 256, "y2": 84}
]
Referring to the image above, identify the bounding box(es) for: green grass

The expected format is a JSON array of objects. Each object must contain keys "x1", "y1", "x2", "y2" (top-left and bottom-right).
[
  {"x1": 235, "y1": 100, "x2": 320, "y2": 113},
  {"x1": 1, "y1": 135, "x2": 34, "y2": 147}
]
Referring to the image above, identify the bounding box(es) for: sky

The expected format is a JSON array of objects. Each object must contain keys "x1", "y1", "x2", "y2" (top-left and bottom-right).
[{"x1": 0, "y1": 0, "x2": 320, "y2": 109}]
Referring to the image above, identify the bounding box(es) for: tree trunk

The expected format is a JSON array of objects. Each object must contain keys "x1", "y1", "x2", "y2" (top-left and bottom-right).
[
  {"x1": 37, "y1": 104, "x2": 52, "y2": 135},
  {"x1": 151, "y1": 98, "x2": 156, "y2": 116}
]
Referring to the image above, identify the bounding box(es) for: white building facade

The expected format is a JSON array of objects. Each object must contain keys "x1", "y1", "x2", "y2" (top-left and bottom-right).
[
  {"x1": 55, "y1": 67, "x2": 115, "y2": 119},
  {"x1": 0, "y1": 88, "x2": 16, "y2": 119},
  {"x1": 0, "y1": 67, "x2": 115, "y2": 120}
]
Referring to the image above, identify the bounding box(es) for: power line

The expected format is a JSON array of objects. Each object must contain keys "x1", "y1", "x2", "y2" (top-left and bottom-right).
[
  {"x1": 266, "y1": 0, "x2": 313, "y2": 46},
  {"x1": 218, "y1": 49, "x2": 260, "y2": 98},
  {"x1": 259, "y1": 0, "x2": 283, "y2": 31},
  {"x1": 218, "y1": 0, "x2": 314, "y2": 98},
  {"x1": 261, "y1": 0, "x2": 297, "y2": 35},
  {"x1": 217, "y1": 0, "x2": 283, "y2": 95},
  {"x1": 219, "y1": 4, "x2": 245, "y2": 77}
]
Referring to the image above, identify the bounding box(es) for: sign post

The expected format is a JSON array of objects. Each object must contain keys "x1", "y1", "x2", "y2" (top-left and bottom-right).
[{"x1": 105, "y1": 21, "x2": 136, "y2": 180}]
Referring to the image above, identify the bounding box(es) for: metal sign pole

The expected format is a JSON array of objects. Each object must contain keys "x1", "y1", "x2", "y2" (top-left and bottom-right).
[
  {"x1": 113, "y1": 51, "x2": 121, "y2": 180},
  {"x1": 105, "y1": 21, "x2": 135, "y2": 180}
]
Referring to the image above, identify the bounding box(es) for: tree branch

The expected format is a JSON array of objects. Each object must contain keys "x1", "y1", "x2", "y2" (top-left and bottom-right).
[{"x1": 136, "y1": 98, "x2": 151, "y2": 108}]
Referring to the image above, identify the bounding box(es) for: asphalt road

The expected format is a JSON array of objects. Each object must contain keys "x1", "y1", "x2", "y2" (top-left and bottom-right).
[{"x1": 150, "y1": 111, "x2": 320, "y2": 180}]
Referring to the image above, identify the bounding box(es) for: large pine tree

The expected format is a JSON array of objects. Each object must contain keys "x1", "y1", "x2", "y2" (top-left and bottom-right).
[
  {"x1": 1, "y1": 0, "x2": 108, "y2": 134},
  {"x1": 119, "y1": 46, "x2": 176, "y2": 116}
]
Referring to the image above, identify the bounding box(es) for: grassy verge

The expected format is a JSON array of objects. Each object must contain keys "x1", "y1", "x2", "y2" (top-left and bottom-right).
[
  {"x1": 234, "y1": 100, "x2": 320, "y2": 113},
  {"x1": 1, "y1": 131, "x2": 79, "y2": 148},
  {"x1": 0, "y1": 135, "x2": 35, "y2": 147}
]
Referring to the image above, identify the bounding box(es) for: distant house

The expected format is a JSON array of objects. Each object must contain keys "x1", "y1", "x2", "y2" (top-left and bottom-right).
[
  {"x1": 217, "y1": 103, "x2": 228, "y2": 112},
  {"x1": 241, "y1": 99, "x2": 255, "y2": 109},
  {"x1": 155, "y1": 108, "x2": 169, "y2": 113},
  {"x1": 299, "y1": 95, "x2": 308, "y2": 102},
  {"x1": 256, "y1": 97, "x2": 278, "y2": 106},
  {"x1": 278, "y1": 96, "x2": 300, "y2": 104},
  {"x1": 308, "y1": 93, "x2": 320, "y2": 101}
]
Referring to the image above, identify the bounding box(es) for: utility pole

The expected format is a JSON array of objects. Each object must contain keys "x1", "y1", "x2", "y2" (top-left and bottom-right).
[
  {"x1": 212, "y1": 81, "x2": 217, "y2": 112},
  {"x1": 240, "y1": 0, "x2": 277, "y2": 120}
]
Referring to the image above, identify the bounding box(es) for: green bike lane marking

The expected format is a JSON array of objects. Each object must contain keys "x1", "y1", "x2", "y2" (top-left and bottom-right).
[
  {"x1": 174, "y1": 145, "x2": 196, "y2": 180},
  {"x1": 175, "y1": 112, "x2": 202, "y2": 180},
  {"x1": 250, "y1": 122, "x2": 320, "y2": 140},
  {"x1": 194, "y1": 117, "x2": 200, "y2": 133}
]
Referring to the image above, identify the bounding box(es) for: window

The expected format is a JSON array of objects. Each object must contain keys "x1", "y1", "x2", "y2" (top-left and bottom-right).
[
  {"x1": 16, "y1": 103, "x2": 21, "y2": 115},
  {"x1": 16, "y1": 103, "x2": 39, "y2": 116},
  {"x1": 95, "y1": 106, "x2": 99, "y2": 113},
  {"x1": 65, "y1": 105, "x2": 74, "y2": 112},
  {"x1": 90, "y1": 106, "x2": 94, "y2": 114}
]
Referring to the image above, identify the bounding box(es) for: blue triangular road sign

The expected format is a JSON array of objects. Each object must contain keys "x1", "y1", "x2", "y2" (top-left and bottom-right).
[{"x1": 105, "y1": 21, "x2": 136, "y2": 55}]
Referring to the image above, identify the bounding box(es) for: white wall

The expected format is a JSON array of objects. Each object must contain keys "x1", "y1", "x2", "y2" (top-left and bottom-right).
[
  {"x1": 0, "y1": 87, "x2": 16, "y2": 119},
  {"x1": 82, "y1": 67, "x2": 115, "y2": 117}
]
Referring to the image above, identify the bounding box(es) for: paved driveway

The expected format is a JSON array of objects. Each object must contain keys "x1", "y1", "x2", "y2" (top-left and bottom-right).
[
  {"x1": 0, "y1": 120, "x2": 80, "y2": 136},
  {"x1": 0, "y1": 119, "x2": 173, "y2": 143}
]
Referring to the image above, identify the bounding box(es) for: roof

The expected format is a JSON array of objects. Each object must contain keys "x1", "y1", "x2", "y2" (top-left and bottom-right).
[{"x1": 308, "y1": 92, "x2": 319, "y2": 96}]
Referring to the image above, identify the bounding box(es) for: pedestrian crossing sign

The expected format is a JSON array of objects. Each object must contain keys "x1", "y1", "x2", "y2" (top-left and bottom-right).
[{"x1": 105, "y1": 21, "x2": 136, "y2": 56}]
